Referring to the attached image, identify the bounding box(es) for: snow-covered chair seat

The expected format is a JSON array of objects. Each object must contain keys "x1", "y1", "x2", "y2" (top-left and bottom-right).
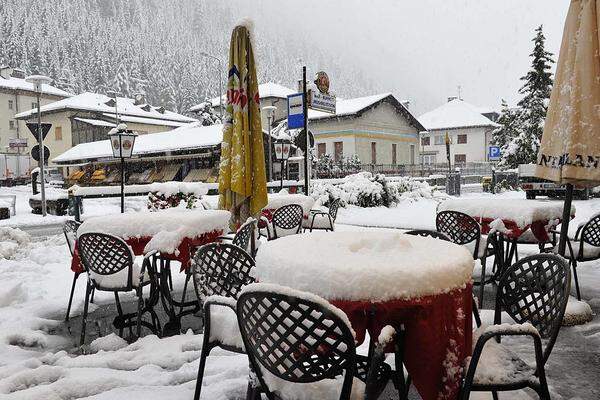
[
  {"x1": 191, "y1": 242, "x2": 256, "y2": 400},
  {"x1": 261, "y1": 204, "x2": 304, "y2": 240},
  {"x1": 77, "y1": 232, "x2": 159, "y2": 346},
  {"x1": 236, "y1": 283, "x2": 392, "y2": 400},
  {"x1": 302, "y1": 198, "x2": 341, "y2": 232},
  {"x1": 461, "y1": 254, "x2": 570, "y2": 400}
]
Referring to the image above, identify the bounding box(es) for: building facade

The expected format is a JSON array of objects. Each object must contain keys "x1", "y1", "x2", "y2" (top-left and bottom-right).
[{"x1": 418, "y1": 98, "x2": 500, "y2": 164}]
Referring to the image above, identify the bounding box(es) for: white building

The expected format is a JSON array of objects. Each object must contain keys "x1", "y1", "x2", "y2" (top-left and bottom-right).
[{"x1": 418, "y1": 98, "x2": 500, "y2": 164}]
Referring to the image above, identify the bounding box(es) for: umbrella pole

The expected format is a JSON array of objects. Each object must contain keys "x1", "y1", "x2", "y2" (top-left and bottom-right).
[{"x1": 557, "y1": 183, "x2": 574, "y2": 256}]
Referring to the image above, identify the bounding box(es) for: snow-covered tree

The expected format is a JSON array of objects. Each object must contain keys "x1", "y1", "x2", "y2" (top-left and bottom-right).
[
  {"x1": 194, "y1": 101, "x2": 221, "y2": 126},
  {"x1": 500, "y1": 25, "x2": 554, "y2": 168},
  {"x1": 491, "y1": 100, "x2": 520, "y2": 150}
]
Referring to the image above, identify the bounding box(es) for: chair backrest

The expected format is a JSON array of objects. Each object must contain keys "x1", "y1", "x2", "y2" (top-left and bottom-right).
[
  {"x1": 436, "y1": 210, "x2": 481, "y2": 245},
  {"x1": 272, "y1": 204, "x2": 303, "y2": 236},
  {"x1": 404, "y1": 229, "x2": 450, "y2": 241},
  {"x1": 237, "y1": 284, "x2": 356, "y2": 400},
  {"x1": 63, "y1": 220, "x2": 82, "y2": 256},
  {"x1": 581, "y1": 213, "x2": 600, "y2": 247},
  {"x1": 191, "y1": 242, "x2": 255, "y2": 302},
  {"x1": 495, "y1": 254, "x2": 570, "y2": 363},
  {"x1": 78, "y1": 232, "x2": 134, "y2": 287},
  {"x1": 233, "y1": 218, "x2": 257, "y2": 252},
  {"x1": 328, "y1": 198, "x2": 341, "y2": 221}
]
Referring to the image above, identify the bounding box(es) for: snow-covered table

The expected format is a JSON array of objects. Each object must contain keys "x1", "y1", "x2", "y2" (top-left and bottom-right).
[
  {"x1": 261, "y1": 193, "x2": 315, "y2": 221},
  {"x1": 254, "y1": 231, "x2": 475, "y2": 400}
]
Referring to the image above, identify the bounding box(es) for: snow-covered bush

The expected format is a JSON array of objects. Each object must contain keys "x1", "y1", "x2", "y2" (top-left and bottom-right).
[
  {"x1": 147, "y1": 182, "x2": 209, "y2": 211},
  {"x1": 0, "y1": 227, "x2": 31, "y2": 260}
]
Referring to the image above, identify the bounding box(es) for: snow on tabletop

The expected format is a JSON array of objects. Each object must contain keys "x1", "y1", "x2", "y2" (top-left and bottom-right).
[
  {"x1": 266, "y1": 193, "x2": 315, "y2": 215},
  {"x1": 438, "y1": 198, "x2": 576, "y2": 229},
  {"x1": 254, "y1": 232, "x2": 474, "y2": 301},
  {"x1": 77, "y1": 209, "x2": 230, "y2": 253},
  {"x1": 30, "y1": 188, "x2": 68, "y2": 201}
]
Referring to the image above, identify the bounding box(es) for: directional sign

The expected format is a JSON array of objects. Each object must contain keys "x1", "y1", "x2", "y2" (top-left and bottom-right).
[
  {"x1": 488, "y1": 146, "x2": 502, "y2": 160},
  {"x1": 31, "y1": 144, "x2": 50, "y2": 163},
  {"x1": 308, "y1": 89, "x2": 336, "y2": 114},
  {"x1": 287, "y1": 93, "x2": 304, "y2": 129},
  {"x1": 26, "y1": 123, "x2": 52, "y2": 142}
]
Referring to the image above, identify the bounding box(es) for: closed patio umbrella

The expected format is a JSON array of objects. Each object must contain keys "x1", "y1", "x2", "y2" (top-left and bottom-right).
[
  {"x1": 218, "y1": 21, "x2": 268, "y2": 231},
  {"x1": 536, "y1": 0, "x2": 600, "y2": 254}
]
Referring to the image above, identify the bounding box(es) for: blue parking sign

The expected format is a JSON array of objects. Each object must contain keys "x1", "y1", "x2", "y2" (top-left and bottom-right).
[{"x1": 488, "y1": 146, "x2": 501, "y2": 159}]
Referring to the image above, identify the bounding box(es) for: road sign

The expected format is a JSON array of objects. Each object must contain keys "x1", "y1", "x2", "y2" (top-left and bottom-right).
[
  {"x1": 31, "y1": 144, "x2": 50, "y2": 162},
  {"x1": 308, "y1": 89, "x2": 336, "y2": 114},
  {"x1": 489, "y1": 146, "x2": 502, "y2": 160},
  {"x1": 26, "y1": 123, "x2": 52, "y2": 142},
  {"x1": 287, "y1": 93, "x2": 304, "y2": 129},
  {"x1": 8, "y1": 138, "x2": 27, "y2": 148}
]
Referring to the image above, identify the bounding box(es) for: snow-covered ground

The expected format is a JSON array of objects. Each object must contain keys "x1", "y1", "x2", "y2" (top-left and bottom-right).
[{"x1": 0, "y1": 186, "x2": 598, "y2": 399}]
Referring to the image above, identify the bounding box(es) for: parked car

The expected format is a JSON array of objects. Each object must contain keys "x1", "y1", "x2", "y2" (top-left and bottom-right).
[{"x1": 518, "y1": 164, "x2": 590, "y2": 200}]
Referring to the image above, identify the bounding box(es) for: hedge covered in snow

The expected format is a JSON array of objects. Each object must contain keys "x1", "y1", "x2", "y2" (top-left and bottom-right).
[
  {"x1": 311, "y1": 172, "x2": 448, "y2": 208},
  {"x1": 147, "y1": 182, "x2": 210, "y2": 211}
]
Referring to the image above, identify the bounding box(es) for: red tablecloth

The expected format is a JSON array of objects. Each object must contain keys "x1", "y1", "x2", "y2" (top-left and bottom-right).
[
  {"x1": 71, "y1": 229, "x2": 223, "y2": 273},
  {"x1": 331, "y1": 283, "x2": 473, "y2": 400},
  {"x1": 477, "y1": 217, "x2": 557, "y2": 241}
]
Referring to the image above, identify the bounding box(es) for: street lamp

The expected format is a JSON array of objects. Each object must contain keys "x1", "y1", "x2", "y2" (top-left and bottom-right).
[
  {"x1": 199, "y1": 52, "x2": 224, "y2": 118},
  {"x1": 274, "y1": 136, "x2": 292, "y2": 191},
  {"x1": 25, "y1": 74, "x2": 52, "y2": 217},
  {"x1": 262, "y1": 105, "x2": 277, "y2": 182},
  {"x1": 108, "y1": 124, "x2": 137, "y2": 213}
]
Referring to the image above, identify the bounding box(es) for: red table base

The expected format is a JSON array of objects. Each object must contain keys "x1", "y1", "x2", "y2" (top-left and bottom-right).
[
  {"x1": 71, "y1": 229, "x2": 223, "y2": 273},
  {"x1": 331, "y1": 283, "x2": 473, "y2": 400}
]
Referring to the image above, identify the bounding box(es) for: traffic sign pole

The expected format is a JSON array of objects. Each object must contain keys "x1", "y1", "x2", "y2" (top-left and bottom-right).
[
  {"x1": 36, "y1": 91, "x2": 46, "y2": 217},
  {"x1": 302, "y1": 66, "x2": 309, "y2": 196}
]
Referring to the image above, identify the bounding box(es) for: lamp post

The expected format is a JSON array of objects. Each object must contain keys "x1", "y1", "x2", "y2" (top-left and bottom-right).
[
  {"x1": 262, "y1": 105, "x2": 277, "y2": 182},
  {"x1": 273, "y1": 136, "x2": 291, "y2": 191},
  {"x1": 199, "y1": 52, "x2": 224, "y2": 118},
  {"x1": 108, "y1": 125, "x2": 137, "y2": 213},
  {"x1": 25, "y1": 75, "x2": 52, "y2": 217}
]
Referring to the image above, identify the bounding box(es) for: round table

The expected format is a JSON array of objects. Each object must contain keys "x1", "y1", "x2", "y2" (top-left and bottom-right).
[{"x1": 254, "y1": 231, "x2": 475, "y2": 400}]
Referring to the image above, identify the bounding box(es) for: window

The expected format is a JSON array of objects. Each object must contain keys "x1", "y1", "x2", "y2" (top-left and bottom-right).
[
  {"x1": 434, "y1": 135, "x2": 445, "y2": 145},
  {"x1": 422, "y1": 154, "x2": 437, "y2": 165},
  {"x1": 317, "y1": 143, "x2": 326, "y2": 158},
  {"x1": 55, "y1": 126, "x2": 63, "y2": 141},
  {"x1": 32, "y1": 102, "x2": 37, "y2": 110},
  {"x1": 8, "y1": 100, "x2": 13, "y2": 110},
  {"x1": 454, "y1": 154, "x2": 467, "y2": 164},
  {"x1": 9, "y1": 120, "x2": 15, "y2": 130},
  {"x1": 371, "y1": 142, "x2": 377, "y2": 164},
  {"x1": 334, "y1": 141, "x2": 343, "y2": 162},
  {"x1": 421, "y1": 136, "x2": 430, "y2": 146},
  {"x1": 457, "y1": 134, "x2": 467, "y2": 144},
  {"x1": 392, "y1": 143, "x2": 397, "y2": 165}
]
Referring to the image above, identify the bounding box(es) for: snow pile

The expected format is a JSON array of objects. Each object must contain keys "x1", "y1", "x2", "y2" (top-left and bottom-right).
[
  {"x1": 254, "y1": 232, "x2": 474, "y2": 301},
  {"x1": 311, "y1": 172, "x2": 446, "y2": 208},
  {"x1": 90, "y1": 333, "x2": 129, "y2": 352},
  {"x1": 0, "y1": 227, "x2": 31, "y2": 259},
  {"x1": 30, "y1": 188, "x2": 68, "y2": 201},
  {"x1": 562, "y1": 296, "x2": 593, "y2": 326}
]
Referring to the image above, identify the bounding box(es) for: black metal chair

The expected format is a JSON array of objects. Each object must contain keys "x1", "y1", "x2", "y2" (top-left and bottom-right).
[
  {"x1": 436, "y1": 210, "x2": 496, "y2": 306},
  {"x1": 304, "y1": 198, "x2": 341, "y2": 232},
  {"x1": 237, "y1": 283, "x2": 391, "y2": 400},
  {"x1": 555, "y1": 213, "x2": 600, "y2": 300},
  {"x1": 77, "y1": 232, "x2": 159, "y2": 346},
  {"x1": 218, "y1": 218, "x2": 258, "y2": 257},
  {"x1": 64, "y1": 220, "x2": 85, "y2": 321},
  {"x1": 191, "y1": 242, "x2": 256, "y2": 400},
  {"x1": 264, "y1": 204, "x2": 304, "y2": 240},
  {"x1": 461, "y1": 254, "x2": 570, "y2": 400}
]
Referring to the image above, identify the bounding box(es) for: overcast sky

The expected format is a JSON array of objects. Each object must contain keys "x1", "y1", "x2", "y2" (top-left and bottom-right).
[{"x1": 229, "y1": 0, "x2": 569, "y2": 115}]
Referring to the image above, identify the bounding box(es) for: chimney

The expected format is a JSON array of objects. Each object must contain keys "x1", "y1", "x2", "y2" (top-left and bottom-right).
[
  {"x1": 11, "y1": 68, "x2": 25, "y2": 79},
  {"x1": 134, "y1": 93, "x2": 146, "y2": 106},
  {"x1": 401, "y1": 100, "x2": 410, "y2": 109},
  {"x1": 447, "y1": 96, "x2": 458, "y2": 102},
  {"x1": 0, "y1": 66, "x2": 13, "y2": 79}
]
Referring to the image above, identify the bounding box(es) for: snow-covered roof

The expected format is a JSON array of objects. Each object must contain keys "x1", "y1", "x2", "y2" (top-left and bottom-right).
[
  {"x1": 101, "y1": 113, "x2": 191, "y2": 127},
  {"x1": 193, "y1": 81, "x2": 296, "y2": 111},
  {"x1": 15, "y1": 92, "x2": 197, "y2": 124},
  {"x1": 308, "y1": 93, "x2": 391, "y2": 120},
  {"x1": 0, "y1": 76, "x2": 72, "y2": 97},
  {"x1": 73, "y1": 118, "x2": 116, "y2": 127},
  {"x1": 418, "y1": 99, "x2": 500, "y2": 131},
  {"x1": 53, "y1": 122, "x2": 222, "y2": 164}
]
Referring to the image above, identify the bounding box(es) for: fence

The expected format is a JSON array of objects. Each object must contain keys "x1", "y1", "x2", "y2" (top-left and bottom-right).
[{"x1": 314, "y1": 162, "x2": 496, "y2": 179}]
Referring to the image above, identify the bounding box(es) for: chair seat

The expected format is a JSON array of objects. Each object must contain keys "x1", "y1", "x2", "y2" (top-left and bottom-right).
[
  {"x1": 302, "y1": 211, "x2": 334, "y2": 230},
  {"x1": 467, "y1": 325, "x2": 537, "y2": 387},
  {"x1": 89, "y1": 261, "x2": 150, "y2": 290},
  {"x1": 553, "y1": 241, "x2": 600, "y2": 260},
  {"x1": 208, "y1": 304, "x2": 244, "y2": 350},
  {"x1": 261, "y1": 221, "x2": 302, "y2": 239}
]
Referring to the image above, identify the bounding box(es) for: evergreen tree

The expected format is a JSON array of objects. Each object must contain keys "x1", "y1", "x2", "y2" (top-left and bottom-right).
[
  {"x1": 194, "y1": 101, "x2": 221, "y2": 126},
  {"x1": 500, "y1": 25, "x2": 554, "y2": 167}
]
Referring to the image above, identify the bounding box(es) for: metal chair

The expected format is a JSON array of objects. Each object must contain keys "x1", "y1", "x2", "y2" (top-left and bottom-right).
[
  {"x1": 63, "y1": 220, "x2": 91, "y2": 321},
  {"x1": 304, "y1": 198, "x2": 341, "y2": 232},
  {"x1": 191, "y1": 242, "x2": 256, "y2": 400},
  {"x1": 555, "y1": 213, "x2": 600, "y2": 300},
  {"x1": 237, "y1": 283, "x2": 391, "y2": 400},
  {"x1": 218, "y1": 218, "x2": 258, "y2": 257},
  {"x1": 265, "y1": 204, "x2": 304, "y2": 240},
  {"x1": 77, "y1": 232, "x2": 159, "y2": 346},
  {"x1": 436, "y1": 210, "x2": 496, "y2": 306},
  {"x1": 461, "y1": 254, "x2": 570, "y2": 400}
]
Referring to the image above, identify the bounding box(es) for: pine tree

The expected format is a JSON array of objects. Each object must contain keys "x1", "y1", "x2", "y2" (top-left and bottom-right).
[
  {"x1": 500, "y1": 25, "x2": 554, "y2": 167},
  {"x1": 491, "y1": 99, "x2": 520, "y2": 150}
]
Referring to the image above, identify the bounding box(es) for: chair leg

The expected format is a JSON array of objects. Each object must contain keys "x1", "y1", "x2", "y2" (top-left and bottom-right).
[
  {"x1": 90, "y1": 287, "x2": 95, "y2": 303},
  {"x1": 114, "y1": 292, "x2": 125, "y2": 337},
  {"x1": 168, "y1": 268, "x2": 173, "y2": 291},
  {"x1": 479, "y1": 256, "x2": 486, "y2": 307},
  {"x1": 179, "y1": 272, "x2": 191, "y2": 314},
  {"x1": 65, "y1": 272, "x2": 80, "y2": 321},
  {"x1": 136, "y1": 285, "x2": 144, "y2": 339},
  {"x1": 79, "y1": 282, "x2": 92, "y2": 346},
  {"x1": 571, "y1": 259, "x2": 582, "y2": 301},
  {"x1": 492, "y1": 391, "x2": 499, "y2": 400},
  {"x1": 245, "y1": 381, "x2": 261, "y2": 400},
  {"x1": 394, "y1": 327, "x2": 409, "y2": 400},
  {"x1": 193, "y1": 336, "x2": 213, "y2": 400}
]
